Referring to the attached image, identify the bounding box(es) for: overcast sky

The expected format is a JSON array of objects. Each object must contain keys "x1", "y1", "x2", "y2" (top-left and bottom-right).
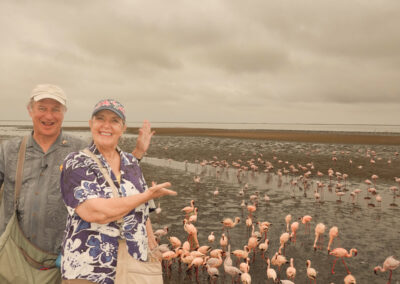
[{"x1": 1, "y1": 0, "x2": 400, "y2": 126}]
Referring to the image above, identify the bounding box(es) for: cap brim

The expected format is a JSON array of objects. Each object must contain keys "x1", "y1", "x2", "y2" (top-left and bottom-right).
[{"x1": 33, "y1": 94, "x2": 66, "y2": 106}]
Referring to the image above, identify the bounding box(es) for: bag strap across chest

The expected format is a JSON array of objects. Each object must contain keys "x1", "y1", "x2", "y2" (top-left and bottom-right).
[
  {"x1": 14, "y1": 135, "x2": 29, "y2": 209},
  {"x1": 82, "y1": 148, "x2": 123, "y2": 225}
]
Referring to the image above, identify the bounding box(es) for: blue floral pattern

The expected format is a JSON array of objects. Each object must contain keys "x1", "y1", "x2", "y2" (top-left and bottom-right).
[{"x1": 60, "y1": 143, "x2": 155, "y2": 283}]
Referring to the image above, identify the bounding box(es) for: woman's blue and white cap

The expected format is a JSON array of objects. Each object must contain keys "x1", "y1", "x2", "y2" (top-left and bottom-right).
[{"x1": 92, "y1": 99, "x2": 126, "y2": 122}]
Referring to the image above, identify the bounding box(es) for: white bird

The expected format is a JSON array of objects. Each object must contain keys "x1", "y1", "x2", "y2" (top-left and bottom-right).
[
  {"x1": 306, "y1": 259, "x2": 317, "y2": 283},
  {"x1": 344, "y1": 273, "x2": 357, "y2": 284},
  {"x1": 208, "y1": 231, "x2": 215, "y2": 243},
  {"x1": 240, "y1": 272, "x2": 251, "y2": 284},
  {"x1": 155, "y1": 202, "x2": 162, "y2": 214},
  {"x1": 266, "y1": 258, "x2": 277, "y2": 283},
  {"x1": 374, "y1": 256, "x2": 400, "y2": 284},
  {"x1": 286, "y1": 258, "x2": 296, "y2": 280}
]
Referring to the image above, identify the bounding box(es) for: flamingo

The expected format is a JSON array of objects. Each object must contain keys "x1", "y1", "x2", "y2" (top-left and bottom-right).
[
  {"x1": 344, "y1": 274, "x2": 357, "y2": 284},
  {"x1": 208, "y1": 231, "x2": 215, "y2": 243},
  {"x1": 247, "y1": 202, "x2": 257, "y2": 218},
  {"x1": 266, "y1": 258, "x2": 277, "y2": 283},
  {"x1": 222, "y1": 217, "x2": 241, "y2": 237},
  {"x1": 206, "y1": 264, "x2": 219, "y2": 283},
  {"x1": 306, "y1": 259, "x2": 317, "y2": 284},
  {"x1": 168, "y1": 236, "x2": 181, "y2": 249},
  {"x1": 183, "y1": 219, "x2": 199, "y2": 250},
  {"x1": 182, "y1": 240, "x2": 190, "y2": 252},
  {"x1": 247, "y1": 225, "x2": 259, "y2": 262},
  {"x1": 222, "y1": 217, "x2": 241, "y2": 229},
  {"x1": 258, "y1": 238, "x2": 270, "y2": 258},
  {"x1": 153, "y1": 226, "x2": 168, "y2": 243},
  {"x1": 327, "y1": 226, "x2": 339, "y2": 253},
  {"x1": 188, "y1": 207, "x2": 198, "y2": 223},
  {"x1": 279, "y1": 232, "x2": 290, "y2": 255},
  {"x1": 329, "y1": 248, "x2": 357, "y2": 274},
  {"x1": 220, "y1": 233, "x2": 228, "y2": 251},
  {"x1": 240, "y1": 271, "x2": 251, "y2": 283},
  {"x1": 210, "y1": 248, "x2": 223, "y2": 258},
  {"x1": 285, "y1": 214, "x2": 292, "y2": 232},
  {"x1": 181, "y1": 199, "x2": 195, "y2": 218},
  {"x1": 286, "y1": 258, "x2": 296, "y2": 280},
  {"x1": 374, "y1": 256, "x2": 400, "y2": 284},
  {"x1": 206, "y1": 253, "x2": 223, "y2": 268},
  {"x1": 197, "y1": 245, "x2": 212, "y2": 255},
  {"x1": 257, "y1": 221, "x2": 272, "y2": 240},
  {"x1": 188, "y1": 256, "x2": 204, "y2": 282},
  {"x1": 313, "y1": 223, "x2": 326, "y2": 251},
  {"x1": 271, "y1": 252, "x2": 287, "y2": 272},
  {"x1": 155, "y1": 202, "x2": 162, "y2": 214},
  {"x1": 224, "y1": 264, "x2": 242, "y2": 283},
  {"x1": 299, "y1": 215, "x2": 312, "y2": 235},
  {"x1": 232, "y1": 246, "x2": 250, "y2": 265},
  {"x1": 290, "y1": 221, "x2": 299, "y2": 243},
  {"x1": 239, "y1": 257, "x2": 250, "y2": 274}
]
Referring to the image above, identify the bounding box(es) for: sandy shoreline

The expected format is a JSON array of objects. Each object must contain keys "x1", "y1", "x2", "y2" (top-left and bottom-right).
[{"x1": 58, "y1": 126, "x2": 400, "y2": 145}]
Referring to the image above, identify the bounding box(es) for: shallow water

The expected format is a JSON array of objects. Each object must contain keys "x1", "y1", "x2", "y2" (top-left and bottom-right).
[
  {"x1": 1, "y1": 129, "x2": 400, "y2": 283},
  {"x1": 124, "y1": 135, "x2": 400, "y2": 284}
]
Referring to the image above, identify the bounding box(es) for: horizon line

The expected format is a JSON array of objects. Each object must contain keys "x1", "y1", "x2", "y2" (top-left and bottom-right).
[{"x1": 0, "y1": 119, "x2": 399, "y2": 127}]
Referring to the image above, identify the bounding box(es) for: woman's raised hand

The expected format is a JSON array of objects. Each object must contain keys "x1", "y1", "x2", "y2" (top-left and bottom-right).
[
  {"x1": 133, "y1": 120, "x2": 155, "y2": 159},
  {"x1": 148, "y1": 181, "x2": 177, "y2": 198}
]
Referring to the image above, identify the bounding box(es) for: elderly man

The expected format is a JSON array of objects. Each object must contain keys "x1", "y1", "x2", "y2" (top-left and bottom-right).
[{"x1": 0, "y1": 84, "x2": 87, "y2": 253}]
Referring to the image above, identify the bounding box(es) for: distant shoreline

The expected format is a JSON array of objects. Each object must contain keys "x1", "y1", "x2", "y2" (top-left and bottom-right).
[
  {"x1": 84, "y1": 126, "x2": 400, "y2": 145},
  {"x1": 4, "y1": 125, "x2": 400, "y2": 145}
]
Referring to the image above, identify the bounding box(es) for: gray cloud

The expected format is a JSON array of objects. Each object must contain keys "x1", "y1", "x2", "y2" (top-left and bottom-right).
[{"x1": 0, "y1": 0, "x2": 399, "y2": 125}]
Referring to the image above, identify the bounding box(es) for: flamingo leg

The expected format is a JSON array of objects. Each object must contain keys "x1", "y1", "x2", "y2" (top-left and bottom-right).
[
  {"x1": 331, "y1": 258, "x2": 337, "y2": 274},
  {"x1": 387, "y1": 270, "x2": 392, "y2": 284},
  {"x1": 341, "y1": 258, "x2": 350, "y2": 274}
]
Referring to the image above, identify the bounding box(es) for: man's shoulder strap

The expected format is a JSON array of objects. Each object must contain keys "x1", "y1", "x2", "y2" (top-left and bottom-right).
[{"x1": 14, "y1": 135, "x2": 29, "y2": 209}]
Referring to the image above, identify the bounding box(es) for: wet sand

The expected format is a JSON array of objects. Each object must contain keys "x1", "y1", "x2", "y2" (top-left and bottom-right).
[{"x1": 146, "y1": 127, "x2": 400, "y2": 145}]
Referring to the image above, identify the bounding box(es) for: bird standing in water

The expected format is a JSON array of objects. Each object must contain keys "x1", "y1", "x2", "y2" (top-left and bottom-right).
[
  {"x1": 327, "y1": 226, "x2": 339, "y2": 253},
  {"x1": 374, "y1": 256, "x2": 400, "y2": 284},
  {"x1": 306, "y1": 259, "x2": 317, "y2": 284},
  {"x1": 329, "y1": 248, "x2": 357, "y2": 274}
]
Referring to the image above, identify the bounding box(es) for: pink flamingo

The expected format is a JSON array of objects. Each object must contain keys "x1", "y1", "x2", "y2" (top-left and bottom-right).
[
  {"x1": 279, "y1": 232, "x2": 290, "y2": 255},
  {"x1": 374, "y1": 256, "x2": 400, "y2": 284},
  {"x1": 327, "y1": 226, "x2": 339, "y2": 253},
  {"x1": 344, "y1": 274, "x2": 356, "y2": 284},
  {"x1": 285, "y1": 214, "x2": 292, "y2": 232},
  {"x1": 181, "y1": 199, "x2": 195, "y2": 218},
  {"x1": 299, "y1": 215, "x2": 312, "y2": 235},
  {"x1": 313, "y1": 223, "x2": 326, "y2": 251},
  {"x1": 219, "y1": 233, "x2": 228, "y2": 251},
  {"x1": 221, "y1": 216, "x2": 240, "y2": 238},
  {"x1": 286, "y1": 257, "x2": 296, "y2": 280},
  {"x1": 329, "y1": 248, "x2": 357, "y2": 274},
  {"x1": 247, "y1": 225, "x2": 258, "y2": 262},
  {"x1": 290, "y1": 221, "x2": 299, "y2": 243},
  {"x1": 306, "y1": 259, "x2": 317, "y2": 284}
]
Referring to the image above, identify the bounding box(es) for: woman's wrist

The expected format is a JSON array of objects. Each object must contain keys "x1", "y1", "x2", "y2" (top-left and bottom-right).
[{"x1": 132, "y1": 148, "x2": 145, "y2": 160}]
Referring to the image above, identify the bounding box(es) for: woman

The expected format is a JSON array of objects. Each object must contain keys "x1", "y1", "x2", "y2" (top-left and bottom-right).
[{"x1": 60, "y1": 99, "x2": 176, "y2": 283}]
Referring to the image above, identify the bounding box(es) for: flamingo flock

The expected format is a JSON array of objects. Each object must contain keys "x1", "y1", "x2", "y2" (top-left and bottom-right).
[{"x1": 141, "y1": 137, "x2": 400, "y2": 283}]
